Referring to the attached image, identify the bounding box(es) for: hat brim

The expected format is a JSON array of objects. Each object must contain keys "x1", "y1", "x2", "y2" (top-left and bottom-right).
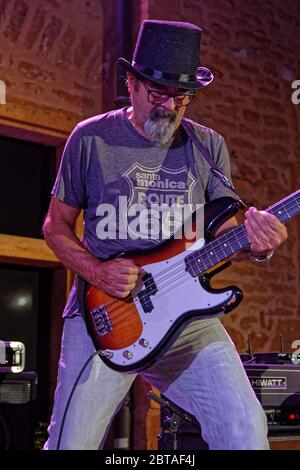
[{"x1": 117, "y1": 58, "x2": 214, "y2": 89}]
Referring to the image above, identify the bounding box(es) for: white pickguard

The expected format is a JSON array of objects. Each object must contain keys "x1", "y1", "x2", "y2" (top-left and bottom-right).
[{"x1": 103, "y1": 238, "x2": 236, "y2": 369}]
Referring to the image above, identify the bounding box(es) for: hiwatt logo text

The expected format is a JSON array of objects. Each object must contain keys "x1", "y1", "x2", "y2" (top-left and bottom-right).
[{"x1": 250, "y1": 377, "x2": 287, "y2": 390}]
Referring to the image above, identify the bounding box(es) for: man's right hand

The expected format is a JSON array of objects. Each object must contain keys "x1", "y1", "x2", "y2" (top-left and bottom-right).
[
  {"x1": 43, "y1": 199, "x2": 143, "y2": 299},
  {"x1": 93, "y1": 258, "x2": 143, "y2": 299}
]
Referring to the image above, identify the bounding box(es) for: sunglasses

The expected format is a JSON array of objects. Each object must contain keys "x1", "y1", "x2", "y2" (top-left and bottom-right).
[{"x1": 141, "y1": 81, "x2": 196, "y2": 107}]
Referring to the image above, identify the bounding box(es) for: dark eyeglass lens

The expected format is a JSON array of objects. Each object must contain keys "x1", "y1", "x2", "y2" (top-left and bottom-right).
[{"x1": 148, "y1": 91, "x2": 194, "y2": 106}]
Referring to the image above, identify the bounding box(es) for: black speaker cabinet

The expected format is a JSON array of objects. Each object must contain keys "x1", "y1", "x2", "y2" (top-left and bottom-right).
[{"x1": 0, "y1": 372, "x2": 38, "y2": 449}]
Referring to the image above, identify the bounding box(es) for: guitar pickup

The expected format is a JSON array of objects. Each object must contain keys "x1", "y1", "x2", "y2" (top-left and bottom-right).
[
  {"x1": 90, "y1": 305, "x2": 113, "y2": 336},
  {"x1": 137, "y1": 273, "x2": 158, "y2": 313}
]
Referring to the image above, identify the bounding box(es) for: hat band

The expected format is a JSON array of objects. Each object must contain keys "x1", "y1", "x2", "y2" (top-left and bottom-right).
[{"x1": 132, "y1": 61, "x2": 196, "y2": 83}]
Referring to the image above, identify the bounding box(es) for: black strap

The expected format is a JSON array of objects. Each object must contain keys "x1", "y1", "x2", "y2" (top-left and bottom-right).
[{"x1": 182, "y1": 119, "x2": 247, "y2": 208}]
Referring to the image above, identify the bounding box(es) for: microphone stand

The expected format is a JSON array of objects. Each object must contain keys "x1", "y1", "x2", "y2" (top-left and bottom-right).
[{"x1": 147, "y1": 391, "x2": 199, "y2": 450}]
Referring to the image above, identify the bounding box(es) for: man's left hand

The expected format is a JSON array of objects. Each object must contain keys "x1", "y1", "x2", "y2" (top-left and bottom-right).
[{"x1": 245, "y1": 206, "x2": 288, "y2": 256}]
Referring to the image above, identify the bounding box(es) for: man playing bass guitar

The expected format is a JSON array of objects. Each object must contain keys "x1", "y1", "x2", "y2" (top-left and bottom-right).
[{"x1": 43, "y1": 21, "x2": 288, "y2": 450}]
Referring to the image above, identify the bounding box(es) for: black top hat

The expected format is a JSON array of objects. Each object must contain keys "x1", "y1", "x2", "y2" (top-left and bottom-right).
[{"x1": 118, "y1": 20, "x2": 214, "y2": 89}]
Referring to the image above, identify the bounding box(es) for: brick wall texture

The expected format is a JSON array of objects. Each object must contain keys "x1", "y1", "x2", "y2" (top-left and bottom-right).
[{"x1": 0, "y1": 0, "x2": 103, "y2": 134}]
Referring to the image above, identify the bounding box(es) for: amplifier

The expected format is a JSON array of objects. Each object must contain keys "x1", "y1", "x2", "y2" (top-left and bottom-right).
[
  {"x1": 0, "y1": 371, "x2": 38, "y2": 404},
  {"x1": 157, "y1": 353, "x2": 300, "y2": 449},
  {"x1": 243, "y1": 363, "x2": 300, "y2": 408},
  {"x1": 0, "y1": 372, "x2": 38, "y2": 449},
  {"x1": 242, "y1": 353, "x2": 300, "y2": 433}
]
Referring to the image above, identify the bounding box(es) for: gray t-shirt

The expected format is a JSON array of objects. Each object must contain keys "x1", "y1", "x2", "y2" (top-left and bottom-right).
[{"x1": 52, "y1": 107, "x2": 234, "y2": 317}]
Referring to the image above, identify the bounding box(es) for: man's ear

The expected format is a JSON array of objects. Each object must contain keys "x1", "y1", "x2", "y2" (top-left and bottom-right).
[{"x1": 126, "y1": 72, "x2": 134, "y2": 94}]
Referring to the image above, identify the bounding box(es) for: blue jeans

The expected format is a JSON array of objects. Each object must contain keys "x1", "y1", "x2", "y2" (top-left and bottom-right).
[{"x1": 44, "y1": 315, "x2": 269, "y2": 450}]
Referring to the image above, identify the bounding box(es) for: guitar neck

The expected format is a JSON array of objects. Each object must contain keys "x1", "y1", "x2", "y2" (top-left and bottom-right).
[{"x1": 185, "y1": 189, "x2": 300, "y2": 277}]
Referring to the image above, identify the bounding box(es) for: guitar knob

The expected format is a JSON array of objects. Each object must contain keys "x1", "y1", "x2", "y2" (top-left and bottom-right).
[
  {"x1": 139, "y1": 338, "x2": 149, "y2": 348},
  {"x1": 123, "y1": 350, "x2": 133, "y2": 360}
]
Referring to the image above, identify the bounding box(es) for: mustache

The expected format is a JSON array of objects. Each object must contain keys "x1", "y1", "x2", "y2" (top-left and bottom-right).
[
  {"x1": 144, "y1": 108, "x2": 177, "y2": 145},
  {"x1": 150, "y1": 108, "x2": 177, "y2": 122}
]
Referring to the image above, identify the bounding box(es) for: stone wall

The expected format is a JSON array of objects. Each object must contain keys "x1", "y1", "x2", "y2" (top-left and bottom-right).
[{"x1": 0, "y1": 0, "x2": 103, "y2": 137}]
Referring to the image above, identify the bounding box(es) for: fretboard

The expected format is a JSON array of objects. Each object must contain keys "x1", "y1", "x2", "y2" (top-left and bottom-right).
[{"x1": 185, "y1": 189, "x2": 300, "y2": 277}]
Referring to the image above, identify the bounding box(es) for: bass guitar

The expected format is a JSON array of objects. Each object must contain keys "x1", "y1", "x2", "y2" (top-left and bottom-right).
[{"x1": 85, "y1": 190, "x2": 300, "y2": 373}]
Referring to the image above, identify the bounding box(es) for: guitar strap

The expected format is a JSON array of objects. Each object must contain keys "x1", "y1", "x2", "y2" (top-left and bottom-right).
[{"x1": 181, "y1": 118, "x2": 247, "y2": 208}]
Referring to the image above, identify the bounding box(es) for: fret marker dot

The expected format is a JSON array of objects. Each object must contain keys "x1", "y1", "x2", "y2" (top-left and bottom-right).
[{"x1": 210, "y1": 251, "x2": 213, "y2": 255}]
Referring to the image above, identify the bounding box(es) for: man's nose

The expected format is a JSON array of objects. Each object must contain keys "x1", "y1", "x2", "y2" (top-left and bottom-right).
[{"x1": 162, "y1": 96, "x2": 176, "y2": 111}]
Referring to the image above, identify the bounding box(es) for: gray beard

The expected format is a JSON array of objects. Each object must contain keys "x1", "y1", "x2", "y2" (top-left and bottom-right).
[{"x1": 144, "y1": 108, "x2": 177, "y2": 145}]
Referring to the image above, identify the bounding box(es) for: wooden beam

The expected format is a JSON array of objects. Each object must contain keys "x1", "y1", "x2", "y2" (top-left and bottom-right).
[
  {"x1": 0, "y1": 233, "x2": 60, "y2": 267},
  {"x1": 0, "y1": 120, "x2": 68, "y2": 147}
]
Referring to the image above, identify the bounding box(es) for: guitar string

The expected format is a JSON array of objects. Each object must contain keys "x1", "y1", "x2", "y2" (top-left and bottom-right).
[
  {"x1": 107, "y1": 270, "x2": 193, "y2": 328},
  {"x1": 106, "y1": 264, "x2": 234, "y2": 330},
  {"x1": 105, "y1": 195, "x2": 300, "y2": 311},
  {"x1": 90, "y1": 198, "x2": 300, "y2": 330},
  {"x1": 101, "y1": 237, "x2": 239, "y2": 322},
  {"x1": 108, "y1": 266, "x2": 191, "y2": 321},
  {"x1": 106, "y1": 191, "x2": 300, "y2": 324},
  {"x1": 101, "y1": 192, "x2": 300, "y2": 311},
  {"x1": 93, "y1": 223, "x2": 248, "y2": 313},
  {"x1": 136, "y1": 198, "x2": 298, "y2": 299},
  {"x1": 96, "y1": 225, "x2": 249, "y2": 318},
  {"x1": 90, "y1": 196, "x2": 300, "y2": 318},
  {"x1": 92, "y1": 235, "x2": 243, "y2": 319},
  {"x1": 139, "y1": 199, "x2": 299, "y2": 300},
  {"x1": 96, "y1": 214, "x2": 279, "y2": 320},
  {"x1": 98, "y1": 226, "x2": 250, "y2": 318},
  {"x1": 105, "y1": 193, "x2": 300, "y2": 311},
  {"x1": 89, "y1": 197, "x2": 300, "y2": 333}
]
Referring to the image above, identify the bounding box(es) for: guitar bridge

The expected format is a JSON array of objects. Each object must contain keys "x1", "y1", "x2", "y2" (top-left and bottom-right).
[{"x1": 90, "y1": 305, "x2": 113, "y2": 336}]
